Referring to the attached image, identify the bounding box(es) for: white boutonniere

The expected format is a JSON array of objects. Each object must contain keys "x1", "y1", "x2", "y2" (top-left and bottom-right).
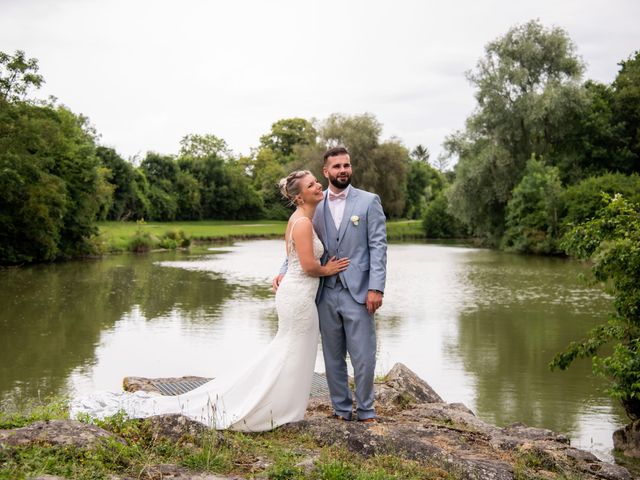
[{"x1": 350, "y1": 215, "x2": 360, "y2": 226}]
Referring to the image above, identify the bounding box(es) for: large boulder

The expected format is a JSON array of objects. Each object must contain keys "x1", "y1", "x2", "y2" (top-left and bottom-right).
[
  {"x1": 0, "y1": 420, "x2": 124, "y2": 449},
  {"x1": 613, "y1": 420, "x2": 640, "y2": 458},
  {"x1": 291, "y1": 363, "x2": 634, "y2": 480}
]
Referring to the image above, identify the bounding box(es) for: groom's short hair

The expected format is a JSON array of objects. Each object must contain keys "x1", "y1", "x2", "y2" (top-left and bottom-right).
[{"x1": 323, "y1": 146, "x2": 350, "y2": 164}]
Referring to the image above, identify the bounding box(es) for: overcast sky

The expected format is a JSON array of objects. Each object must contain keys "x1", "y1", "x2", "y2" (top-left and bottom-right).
[{"x1": 1, "y1": 0, "x2": 639, "y2": 162}]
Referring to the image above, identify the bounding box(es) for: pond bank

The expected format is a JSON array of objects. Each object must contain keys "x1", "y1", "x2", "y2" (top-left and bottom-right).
[
  {"x1": 0, "y1": 364, "x2": 635, "y2": 479},
  {"x1": 96, "y1": 219, "x2": 428, "y2": 253}
]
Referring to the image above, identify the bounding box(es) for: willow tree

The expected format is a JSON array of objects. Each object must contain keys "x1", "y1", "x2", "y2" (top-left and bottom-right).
[{"x1": 446, "y1": 20, "x2": 586, "y2": 242}]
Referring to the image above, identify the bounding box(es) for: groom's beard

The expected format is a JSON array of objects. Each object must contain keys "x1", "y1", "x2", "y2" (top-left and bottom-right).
[{"x1": 328, "y1": 174, "x2": 351, "y2": 190}]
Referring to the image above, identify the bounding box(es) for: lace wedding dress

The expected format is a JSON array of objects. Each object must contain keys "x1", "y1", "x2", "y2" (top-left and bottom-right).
[{"x1": 70, "y1": 219, "x2": 323, "y2": 431}]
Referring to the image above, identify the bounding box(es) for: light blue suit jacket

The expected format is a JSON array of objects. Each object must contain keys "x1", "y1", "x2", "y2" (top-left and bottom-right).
[{"x1": 313, "y1": 187, "x2": 387, "y2": 304}]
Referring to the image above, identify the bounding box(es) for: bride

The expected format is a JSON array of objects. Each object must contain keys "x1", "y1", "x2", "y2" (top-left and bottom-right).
[{"x1": 70, "y1": 170, "x2": 349, "y2": 431}]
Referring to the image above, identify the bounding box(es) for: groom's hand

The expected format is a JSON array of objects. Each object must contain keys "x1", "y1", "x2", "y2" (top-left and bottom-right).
[
  {"x1": 272, "y1": 274, "x2": 284, "y2": 292},
  {"x1": 366, "y1": 290, "x2": 383, "y2": 314}
]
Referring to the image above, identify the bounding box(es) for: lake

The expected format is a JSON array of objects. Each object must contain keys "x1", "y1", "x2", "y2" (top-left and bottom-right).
[{"x1": 0, "y1": 240, "x2": 624, "y2": 460}]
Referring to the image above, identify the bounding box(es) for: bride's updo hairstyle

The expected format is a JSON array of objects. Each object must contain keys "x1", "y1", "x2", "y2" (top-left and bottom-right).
[{"x1": 278, "y1": 170, "x2": 312, "y2": 206}]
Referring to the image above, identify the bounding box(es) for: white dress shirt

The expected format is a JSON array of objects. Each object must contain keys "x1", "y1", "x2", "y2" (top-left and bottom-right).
[{"x1": 328, "y1": 185, "x2": 351, "y2": 230}]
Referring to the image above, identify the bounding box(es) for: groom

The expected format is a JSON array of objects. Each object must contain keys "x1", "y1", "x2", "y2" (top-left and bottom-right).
[{"x1": 275, "y1": 146, "x2": 387, "y2": 422}]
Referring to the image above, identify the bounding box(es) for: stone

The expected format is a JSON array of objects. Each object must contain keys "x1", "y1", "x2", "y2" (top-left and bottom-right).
[
  {"x1": 27, "y1": 476, "x2": 68, "y2": 480},
  {"x1": 0, "y1": 419, "x2": 124, "y2": 449},
  {"x1": 141, "y1": 413, "x2": 214, "y2": 445},
  {"x1": 290, "y1": 363, "x2": 634, "y2": 480},
  {"x1": 376, "y1": 362, "x2": 443, "y2": 407},
  {"x1": 613, "y1": 419, "x2": 640, "y2": 458}
]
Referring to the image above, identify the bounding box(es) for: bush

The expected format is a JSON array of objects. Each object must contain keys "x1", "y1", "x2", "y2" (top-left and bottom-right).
[
  {"x1": 422, "y1": 192, "x2": 467, "y2": 238},
  {"x1": 562, "y1": 172, "x2": 640, "y2": 227},
  {"x1": 127, "y1": 232, "x2": 156, "y2": 253},
  {"x1": 551, "y1": 194, "x2": 640, "y2": 420},
  {"x1": 502, "y1": 158, "x2": 563, "y2": 254}
]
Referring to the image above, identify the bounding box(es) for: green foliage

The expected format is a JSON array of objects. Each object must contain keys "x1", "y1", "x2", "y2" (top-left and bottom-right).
[
  {"x1": 320, "y1": 113, "x2": 409, "y2": 217},
  {"x1": 612, "y1": 51, "x2": 640, "y2": 172},
  {"x1": 250, "y1": 147, "x2": 291, "y2": 220},
  {"x1": 0, "y1": 50, "x2": 43, "y2": 102},
  {"x1": 447, "y1": 20, "x2": 587, "y2": 242},
  {"x1": 124, "y1": 222, "x2": 190, "y2": 253},
  {"x1": 404, "y1": 160, "x2": 443, "y2": 219},
  {"x1": 0, "y1": 398, "x2": 68, "y2": 429},
  {"x1": 422, "y1": 191, "x2": 467, "y2": 239},
  {"x1": 502, "y1": 157, "x2": 564, "y2": 254},
  {"x1": 179, "y1": 133, "x2": 232, "y2": 159},
  {"x1": 550, "y1": 195, "x2": 640, "y2": 419},
  {"x1": 259, "y1": 118, "x2": 317, "y2": 160},
  {"x1": 410, "y1": 145, "x2": 430, "y2": 163},
  {"x1": 562, "y1": 173, "x2": 640, "y2": 227},
  {"x1": 96, "y1": 147, "x2": 150, "y2": 221},
  {"x1": 0, "y1": 99, "x2": 102, "y2": 264},
  {"x1": 558, "y1": 80, "x2": 636, "y2": 182}
]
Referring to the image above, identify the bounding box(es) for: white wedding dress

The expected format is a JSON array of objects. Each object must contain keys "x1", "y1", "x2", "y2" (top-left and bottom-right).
[{"x1": 70, "y1": 220, "x2": 323, "y2": 431}]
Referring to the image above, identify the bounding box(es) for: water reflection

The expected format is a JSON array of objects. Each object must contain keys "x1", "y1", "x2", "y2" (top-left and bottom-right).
[
  {"x1": 0, "y1": 241, "x2": 626, "y2": 460},
  {"x1": 0, "y1": 251, "x2": 235, "y2": 406},
  {"x1": 445, "y1": 250, "x2": 622, "y2": 455}
]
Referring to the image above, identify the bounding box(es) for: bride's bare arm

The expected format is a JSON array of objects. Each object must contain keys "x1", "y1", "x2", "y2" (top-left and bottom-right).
[{"x1": 292, "y1": 218, "x2": 349, "y2": 277}]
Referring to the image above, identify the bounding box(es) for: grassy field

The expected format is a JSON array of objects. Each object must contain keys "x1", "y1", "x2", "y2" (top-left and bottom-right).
[{"x1": 97, "y1": 219, "x2": 425, "y2": 252}]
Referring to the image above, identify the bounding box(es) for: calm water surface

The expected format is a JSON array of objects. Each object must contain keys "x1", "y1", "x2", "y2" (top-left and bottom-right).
[{"x1": 0, "y1": 241, "x2": 624, "y2": 460}]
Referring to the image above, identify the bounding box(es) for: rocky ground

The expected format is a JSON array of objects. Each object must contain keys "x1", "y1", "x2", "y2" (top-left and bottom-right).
[{"x1": 1, "y1": 363, "x2": 637, "y2": 479}]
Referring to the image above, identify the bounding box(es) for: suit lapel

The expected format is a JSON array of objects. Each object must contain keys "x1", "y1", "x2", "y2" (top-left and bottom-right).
[
  {"x1": 318, "y1": 191, "x2": 330, "y2": 250},
  {"x1": 338, "y1": 188, "x2": 358, "y2": 246}
]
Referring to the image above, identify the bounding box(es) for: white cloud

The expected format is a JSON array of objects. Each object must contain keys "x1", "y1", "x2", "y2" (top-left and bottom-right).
[{"x1": 1, "y1": 0, "x2": 638, "y2": 161}]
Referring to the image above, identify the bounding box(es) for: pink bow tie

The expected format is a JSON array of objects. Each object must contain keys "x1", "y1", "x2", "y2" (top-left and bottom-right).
[{"x1": 329, "y1": 192, "x2": 346, "y2": 201}]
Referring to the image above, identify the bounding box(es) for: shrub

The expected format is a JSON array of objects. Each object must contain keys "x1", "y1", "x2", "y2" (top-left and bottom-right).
[{"x1": 551, "y1": 194, "x2": 640, "y2": 420}]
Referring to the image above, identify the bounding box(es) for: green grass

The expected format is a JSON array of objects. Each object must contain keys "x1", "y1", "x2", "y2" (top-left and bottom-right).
[
  {"x1": 96, "y1": 219, "x2": 426, "y2": 253},
  {"x1": 385, "y1": 220, "x2": 424, "y2": 240},
  {"x1": 0, "y1": 401, "x2": 458, "y2": 480},
  {"x1": 97, "y1": 220, "x2": 287, "y2": 252}
]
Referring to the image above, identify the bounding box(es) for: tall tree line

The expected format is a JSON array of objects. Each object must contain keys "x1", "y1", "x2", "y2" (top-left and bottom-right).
[
  {"x1": 2, "y1": 19, "x2": 639, "y2": 264},
  {"x1": 444, "y1": 20, "x2": 640, "y2": 253}
]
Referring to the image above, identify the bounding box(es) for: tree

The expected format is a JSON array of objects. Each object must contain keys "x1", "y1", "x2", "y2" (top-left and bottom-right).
[
  {"x1": 0, "y1": 100, "x2": 102, "y2": 262},
  {"x1": 97, "y1": 147, "x2": 150, "y2": 220},
  {"x1": 551, "y1": 195, "x2": 640, "y2": 420},
  {"x1": 250, "y1": 147, "x2": 289, "y2": 219},
  {"x1": 319, "y1": 113, "x2": 408, "y2": 217},
  {"x1": 410, "y1": 144, "x2": 430, "y2": 163},
  {"x1": 179, "y1": 134, "x2": 232, "y2": 160},
  {"x1": 404, "y1": 160, "x2": 444, "y2": 219},
  {"x1": 0, "y1": 50, "x2": 43, "y2": 103},
  {"x1": 611, "y1": 51, "x2": 640, "y2": 173},
  {"x1": 562, "y1": 173, "x2": 640, "y2": 227},
  {"x1": 422, "y1": 191, "x2": 467, "y2": 238},
  {"x1": 502, "y1": 157, "x2": 564, "y2": 254},
  {"x1": 446, "y1": 20, "x2": 586, "y2": 242},
  {"x1": 259, "y1": 118, "x2": 317, "y2": 160},
  {"x1": 140, "y1": 153, "x2": 179, "y2": 220}
]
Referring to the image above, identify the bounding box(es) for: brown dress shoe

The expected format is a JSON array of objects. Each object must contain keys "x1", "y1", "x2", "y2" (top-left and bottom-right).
[
  {"x1": 330, "y1": 413, "x2": 350, "y2": 421},
  {"x1": 358, "y1": 417, "x2": 377, "y2": 423}
]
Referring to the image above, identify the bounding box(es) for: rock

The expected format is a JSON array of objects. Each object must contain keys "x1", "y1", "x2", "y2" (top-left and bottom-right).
[
  {"x1": 293, "y1": 363, "x2": 633, "y2": 480},
  {"x1": 11, "y1": 363, "x2": 627, "y2": 480},
  {"x1": 28, "y1": 476, "x2": 68, "y2": 480},
  {"x1": 0, "y1": 419, "x2": 124, "y2": 449},
  {"x1": 501, "y1": 423, "x2": 569, "y2": 444},
  {"x1": 141, "y1": 414, "x2": 214, "y2": 445},
  {"x1": 376, "y1": 362, "x2": 443, "y2": 407},
  {"x1": 613, "y1": 419, "x2": 640, "y2": 458},
  {"x1": 132, "y1": 464, "x2": 240, "y2": 479}
]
